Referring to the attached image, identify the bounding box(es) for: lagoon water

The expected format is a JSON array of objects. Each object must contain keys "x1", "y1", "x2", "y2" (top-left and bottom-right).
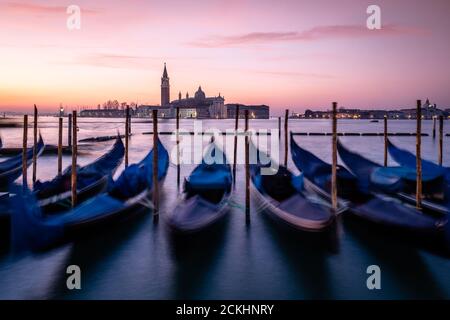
[{"x1": 0, "y1": 117, "x2": 449, "y2": 299}]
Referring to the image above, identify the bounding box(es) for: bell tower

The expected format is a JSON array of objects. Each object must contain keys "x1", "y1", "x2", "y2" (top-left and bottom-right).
[{"x1": 161, "y1": 63, "x2": 170, "y2": 106}]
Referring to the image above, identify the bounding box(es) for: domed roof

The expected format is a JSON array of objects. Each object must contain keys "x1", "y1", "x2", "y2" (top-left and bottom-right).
[{"x1": 194, "y1": 86, "x2": 206, "y2": 100}]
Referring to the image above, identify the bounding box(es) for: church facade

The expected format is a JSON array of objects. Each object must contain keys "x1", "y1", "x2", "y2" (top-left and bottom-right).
[{"x1": 155, "y1": 63, "x2": 226, "y2": 119}]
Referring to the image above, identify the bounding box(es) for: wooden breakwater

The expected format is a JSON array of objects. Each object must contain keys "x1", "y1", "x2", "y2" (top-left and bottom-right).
[
  {"x1": 292, "y1": 132, "x2": 430, "y2": 136},
  {"x1": 79, "y1": 134, "x2": 129, "y2": 143},
  {"x1": 141, "y1": 131, "x2": 433, "y2": 136},
  {"x1": 0, "y1": 144, "x2": 93, "y2": 156}
]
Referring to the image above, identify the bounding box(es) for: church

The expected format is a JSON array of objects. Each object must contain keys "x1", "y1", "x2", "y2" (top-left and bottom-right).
[{"x1": 138, "y1": 63, "x2": 226, "y2": 119}]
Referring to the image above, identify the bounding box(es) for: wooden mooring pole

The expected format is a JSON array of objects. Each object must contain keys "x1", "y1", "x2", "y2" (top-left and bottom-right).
[
  {"x1": 331, "y1": 102, "x2": 338, "y2": 212},
  {"x1": 439, "y1": 115, "x2": 443, "y2": 165},
  {"x1": 32, "y1": 105, "x2": 38, "y2": 184},
  {"x1": 125, "y1": 106, "x2": 130, "y2": 168},
  {"x1": 284, "y1": 109, "x2": 289, "y2": 167},
  {"x1": 57, "y1": 117, "x2": 63, "y2": 175},
  {"x1": 432, "y1": 116, "x2": 436, "y2": 139},
  {"x1": 22, "y1": 115, "x2": 28, "y2": 191},
  {"x1": 245, "y1": 110, "x2": 250, "y2": 216},
  {"x1": 232, "y1": 105, "x2": 239, "y2": 185},
  {"x1": 278, "y1": 116, "x2": 281, "y2": 140},
  {"x1": 68, "y1": 113, "x2": 72, "y2": 148},
  {"x1": 152, "y1": 110, "x2": 159, "y2": 216},
  {"x1": 176, "y1": 107, "x2": 180, "y2": 188},
  {"x1": 416, "y1": 100, "x2": 422, "y2": 210},
  {"x1": 384, "y1": 115, "x2": 388, "y2": 167},
  {"x1": 71, "y1": 111, "x2": 78, "y2": 208},
  {"x1": 128, "y1": 107, "x2": 132, "y2": 135}
]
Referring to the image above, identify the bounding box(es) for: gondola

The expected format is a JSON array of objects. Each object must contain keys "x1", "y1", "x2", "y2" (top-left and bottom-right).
[
  {"x1": 290, "y1": 135, "x2": 447, "y2": 235},
  {"x1": 388, "y1": 139, "x2": 450, "y2": 182},
  {"x1": 11, "y1": 138, "x2": 169, "y2": 251},
  {"x1": 388, "y1": 139, "x2": 450, "y2": 209},
  {"x1": 34, "y1": 135, "x2": 125, "y2": 213},
  {"x1": 167, "y1": 141, "x2": 232, "y2": 233},
  {"x1": 250, "y1": 140, "x2": 334, "y2": 231},
  {"x1": 0, "y1": 135, "x2": 45, "y2": 190},
  {"x1": 337, "y1": 140, "x2": 449, "y2": 215}
]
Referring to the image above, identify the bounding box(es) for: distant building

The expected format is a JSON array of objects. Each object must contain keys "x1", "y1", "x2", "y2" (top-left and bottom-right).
[
  {"x1": 135, "y1": 65, "x2": 227, "y2": 118},
  {"x1": 80, "y1": 108, "x2": 131, "y2": 118},
  {"x1": 169, "y1": 86, "x2": 226, "y2": 119},
  {"x1": 79, "y1": 63, "x2": 270, "y2": 119},
  {"x1": 161, "y1": 63, "x2": 170, "y2": 106},
  {"x1": 301, "y1": 99, "x2": 447, "y2": 120},
  {"x1": 226, "y1": 104, "x2": 270, "y2": 119},
  {"x1": 400, "y1": 99, "x2": 445, "y2": 119},
  {"x1": 135, "y1": 105, "x2": 171, "y2": 118}
]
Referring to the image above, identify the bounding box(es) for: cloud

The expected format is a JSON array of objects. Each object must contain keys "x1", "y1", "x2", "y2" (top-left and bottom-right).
[
  {"x1": 4, "y1": 2, "x2": 99, "y2": 14},
  {"x1": 187, "y1": 24, "x2": 425, "y2": 48}
]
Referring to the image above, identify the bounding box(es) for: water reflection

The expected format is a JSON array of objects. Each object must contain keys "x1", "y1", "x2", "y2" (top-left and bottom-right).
[
  {"x1": 342, "y1": 216, "x2": 446, "y2": 299},
  {"x1": 168, "y1": 215, "x2": 229, "y2": 299}
]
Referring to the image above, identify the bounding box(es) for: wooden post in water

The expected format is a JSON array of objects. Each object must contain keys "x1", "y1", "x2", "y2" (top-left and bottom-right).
[
  {"x1": 71, "y1": 111, "x2": 78, "y2": 208},
  {"x1": 57, "y1": 117, "x2": 63, "y2": 175},
  {"x1": 432, "y1": 116, "x2": 436, "y2": 139},
  {"x1": 284, "y1": 109, "x2": 289, "y2": 167},
  {"x1": 68, "y1": 113, "x2": 72, "y2": 148},
  {"x1": 128, "y1": 106, "x2": 132, "y2": 135},
  {"x1": 384, "y1": 115, "x2": 388, "y2": 167},
  {"x1": 331, "y1": 102, "x2": 338, "y2": 212},
  {"x1": 439, "y1": 115, "x2": 443, "y2": 166},
  {"x1": 125, "y1": 106, "x2": 130, "y2": 167},
  {"x1": 32, "y1": 105, "x2": 38, "y2": 184},
  {"x1": 176, "y1": 107, "x2": 180, "y2": 188},
  {"x1": 416, "y1": 100, "x2": 422, "y2": 210},
  {"x1": 22, "y1": 115, "x2": 28, "y2": 191},
  {"x1": 245, "y1": 110, "x2": 250, "y2": 216},
  {"x1": 232, "y1": 105, "x2": 240, "y2": 184},
  {"x1": 152, "y1": 110, "x2": 159, "y2": 216},
  {"x1": 278, "y1": 116, "x2": 281, "y2": 140}
]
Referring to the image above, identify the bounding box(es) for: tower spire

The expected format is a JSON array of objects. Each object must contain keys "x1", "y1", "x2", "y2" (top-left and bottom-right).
[
  {"x1": 163, "y1": 62, "x2": 168, "y2": 78},
  {"x1": 161, "y1": 63, "x2": 170, "y2": 106}
]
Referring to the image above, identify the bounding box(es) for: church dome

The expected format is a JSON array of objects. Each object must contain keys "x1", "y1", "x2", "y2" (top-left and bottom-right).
[{"x1": 194, "y1": 86, "x2": 206, "y2": 100}]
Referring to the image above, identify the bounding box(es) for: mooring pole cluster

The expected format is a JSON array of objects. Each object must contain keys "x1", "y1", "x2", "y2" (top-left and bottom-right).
[{"x1": 15, "y1": 98, "x2": 443, "y2": 221}]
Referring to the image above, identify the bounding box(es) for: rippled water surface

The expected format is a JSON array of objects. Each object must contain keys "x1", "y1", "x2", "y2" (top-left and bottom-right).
[{"x1": 0, "y1": 117, "x2": 449, "y2": 299}]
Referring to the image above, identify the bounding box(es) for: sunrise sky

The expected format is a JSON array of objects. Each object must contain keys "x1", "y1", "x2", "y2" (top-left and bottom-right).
[{"x1": 1, "y1": 0, "x2": 449, "y2": 114}]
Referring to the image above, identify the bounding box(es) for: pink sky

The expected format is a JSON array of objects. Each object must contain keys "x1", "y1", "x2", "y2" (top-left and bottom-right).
[{"x1": 1, "y1": 0, "x2": 450, "y2": 115}]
